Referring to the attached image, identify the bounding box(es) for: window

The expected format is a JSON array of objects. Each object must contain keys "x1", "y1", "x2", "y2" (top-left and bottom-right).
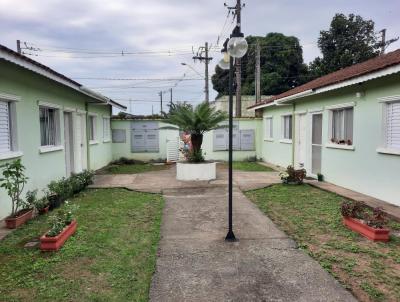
[
  {"x1": 103, "y1": 117, "x2": 111, "y2": 142},
  {"x1": 384, "y1": 101, "x2": 400, "y2": 150},
  {"x1": 88, "y1": 115, "x2": 97, "y2": 141},
  {"x1": 39, "y1": 106, "x2": 60, "y2": 147},
  {"x1": 330, "y1": 107, "x2": 353, "y2": 145},
  {"x1": 282, "y1": 115, "x2": 292, "y2": 140},
  {"x1": 0, "y1": 100, "x2": 12, "y2": 153},
  {"x1": 265, "y1": 117, "x2": 273, "y2": 140}
]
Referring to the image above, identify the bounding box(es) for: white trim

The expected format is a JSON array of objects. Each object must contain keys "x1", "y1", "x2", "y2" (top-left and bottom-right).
[
  {"x1": 102, "y1": 115, "x2": 111, "y2": 118},
  {"x1": 264, "y1": 138, "x2": 274, "y2": 142},
  {"x1": 294, "y1": 110, "x2": 307, "y2": 115},
  {"x1": 378, "y1": 95, "x2": 400, "y2": 103},
  {"x1": 376, "y1": 147, "x2": 400, "y2": 156},
  {"x1": 88, "y1": 112, "x2": 98, "y2": 116},
  {"x1": 276, "y1": 89, "x2": 314, "y2": 104},
  {"x1": 38, "y1": 101, "x2": 62, "y2": 109},
  {"x1": 89, "y1": 140, "x2": 99, "y2": 145},
  {"x1": 103, "y1": 139, "x2": 111, "y2": 143},
  {"x1": 39, "y1": 145, "x2": 64, "y2": 154},
  {"x1": 248, "y1": 100, "x2": 277, "y2": 110},
  {"x1": 0, "y1": 92, "x2": 21, "y2": 102},
  {"x1": 77, "y1": 109, "x2": 87, "y2": 114},
  {"x1": 308, "y1": 108, "x2": 323, "y2": 113},
  {"x1": 264, "y1": 115, "x2": 273, "y2": 119},
  {"x1": 325, "y1": 102, "x2": 356, "y2": 110},
  {"x1": 280, "y1": 112, "x2": 293, "y2": 117},
  {"x1": 0, "y1": 151, "x2": 23, "y2": 161},
  {"x1": 279, "y1": 139, "x2": 292, "y2": 144},
  {"x1": 63, "y1": 107, "x2": 76, "y2": 112},
  {"x1": 325, "y1": 143, "x2": 355, "y2": 150}
]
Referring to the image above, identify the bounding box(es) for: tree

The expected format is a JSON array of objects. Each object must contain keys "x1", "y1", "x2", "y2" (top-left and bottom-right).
[
  {"x1": 211, "y1": 33, "x2": 309, "y2": 97},
  {"x1": 309, "y1": 13, "x2": 381, "y2": 77},
  {"x1": 165, "y1": 102, "x2": 227, "y2": 162}
]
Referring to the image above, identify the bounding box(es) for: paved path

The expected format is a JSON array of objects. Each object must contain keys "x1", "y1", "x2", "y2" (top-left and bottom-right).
[{"x1": 92, "y1": 165, "x2": 356, "y2": 301}]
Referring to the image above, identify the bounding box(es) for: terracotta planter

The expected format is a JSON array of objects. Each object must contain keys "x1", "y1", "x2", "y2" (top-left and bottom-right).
[
  {"x1": 343, "y1": 217, "x2": 390, "y2": 242},
  {"x1": 4, "y1": 209, "x2": 34, "y2": 229},
  {"x1": 40, "y1": 220, "x2": 77, "y2": 251},
  {"x1": 38, "y1": 206, "x2": 50, "y2": 215}
]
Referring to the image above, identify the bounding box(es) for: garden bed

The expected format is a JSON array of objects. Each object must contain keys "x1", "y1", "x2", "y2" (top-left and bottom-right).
[
  {"x1": 98, "y1": 163, "x2": 169, "y2": 174},
  {"x1": 222, "y1": 161, "x2": 275, "y2": 172},
  {"x1": 245, "y1": 184, "x2": 400, "y2": 302},
  {"x1": 0, "y1": 188, "x2": 164, "y2": 301}
]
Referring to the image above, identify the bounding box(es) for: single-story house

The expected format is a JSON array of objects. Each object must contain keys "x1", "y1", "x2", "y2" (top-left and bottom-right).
[
  {"x1": 0, "y1": 44, "x2": 126, "y2": 219},
  {"x1": 248, "y1": 49, "x2": 400, "y2": 207}
]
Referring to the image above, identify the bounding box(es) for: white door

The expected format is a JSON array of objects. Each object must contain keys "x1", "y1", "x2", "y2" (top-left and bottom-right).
[
  {"x1": 296, "y1": 114, "x2": 307, "y2": 168},
  {"x1": 166, "y1": 137, "x2": 180, "y2": 162},
  {"x1": 74, "y1": 114, "x2": 87, "y2": 173},
  {"x1": 311, "y1": 113, "x2": 323, "y2": 175},
  {"x1": 64, "y1": 112, "x2": 74, "y2": 176}
]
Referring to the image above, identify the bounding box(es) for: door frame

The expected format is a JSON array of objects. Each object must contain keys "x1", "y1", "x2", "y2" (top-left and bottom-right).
[
  {"x1": 295, "y1": 112, "x2": 307, "y2": 169},
  {"x1": 74, "y1": 112, "x2": 87, "y2": 172},
  {"x1": 63, "y1": 111, "x2": 74, "y2": 176},
  {"x1": 308, "y1": 111, "x2": 323, "y2": 178}
]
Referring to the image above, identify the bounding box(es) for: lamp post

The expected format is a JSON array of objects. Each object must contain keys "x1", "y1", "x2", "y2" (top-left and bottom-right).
[{"x1": 219, "y1": 26, "x2": 248, "y2": 242}]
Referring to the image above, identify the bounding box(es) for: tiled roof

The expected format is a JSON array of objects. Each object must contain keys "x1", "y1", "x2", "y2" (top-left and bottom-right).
[{"x1": 248, "y1": 49, "x2": 400, "y2": 109}]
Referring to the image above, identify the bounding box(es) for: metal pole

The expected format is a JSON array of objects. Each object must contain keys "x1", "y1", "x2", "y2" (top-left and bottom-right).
[
  {"x1": 235, "y1": 0, "x2": 242, "y2": 117},
  {"x1": 255, "y1": 41, "x2": 261, "y2": 103},
  {"x1": 159, "y1": 91, "x2": 163, "y2": 114},
  {"x1": 225, "y1": 55, "x2": 236, "y2": 242},
  {"x1": 16, "y1": 40, "x2": 21, "y2": 54},
  {"x1": 205, "y1": 42, "x2": 209, "y2": 103}
]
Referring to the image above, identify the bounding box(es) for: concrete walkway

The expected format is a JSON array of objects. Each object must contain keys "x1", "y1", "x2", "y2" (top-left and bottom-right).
[{"x1": 92, "y1": 165, "x2": 356, "y2": 301}]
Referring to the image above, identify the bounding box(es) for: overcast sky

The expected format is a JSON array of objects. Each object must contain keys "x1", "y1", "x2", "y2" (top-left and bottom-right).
[{"x1": 1, "y1": 0, "x2": 399, "y2": 114}]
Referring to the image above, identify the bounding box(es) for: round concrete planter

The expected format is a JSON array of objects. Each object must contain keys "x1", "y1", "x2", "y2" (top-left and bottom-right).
[{"x1": 176, "y1": 162, "x2": 216, "y2": 181}]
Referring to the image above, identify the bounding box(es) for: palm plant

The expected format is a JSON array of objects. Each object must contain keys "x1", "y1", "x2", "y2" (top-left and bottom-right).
[{"x1": 165, "y1": 102, "x2": 227, "y2": 161}]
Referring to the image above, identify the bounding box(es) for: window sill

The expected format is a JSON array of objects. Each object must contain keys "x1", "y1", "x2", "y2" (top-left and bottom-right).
[
  {"x1": 264, "y1": 138, "x2": 274, "y2": 142},
  {"x1": 376, "y1": 147, "x2": 400, "y2": 156},
  {"x1": 89, "y1": 140, "x2": 99, "y2": 145},
  {"x1": 279, "y1": 139, "x2": 292, "y2": 144},
  {"x1": 0, "y1": 151, "x2": 23, "y2": 161},
  {"x1": 103, "y1": 139, "x2": 111, "y2": 143},
  {"x1": 39, "y1": 145, "x2": 64, "y2": 154},
  {"x1": 325, "y1": 143, "x2": 355, "y2": 151}
]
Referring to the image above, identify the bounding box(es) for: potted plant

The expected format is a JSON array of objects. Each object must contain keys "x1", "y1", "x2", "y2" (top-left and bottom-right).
[
  {"x1": 341, "y1": 200, "x2": 390, "y2": 242},
  {"x1": 279, "y1": 165, "x2": 306, "y2": 185},
  {"x1": 34, "y1": 192, "x2": 50, "y2": 215},
  {"x1": 165, "y1": 102, "x2": 227, "y2": 181},
  {"x1": 317, "y1": 173, "x2": 324, "y2": 182},
  {"x1": 40, "y1": 201, "x2": 78, "y2": 251},
  {"x1": 0, "y1": 159, "x2": 32, "y2": 229}
]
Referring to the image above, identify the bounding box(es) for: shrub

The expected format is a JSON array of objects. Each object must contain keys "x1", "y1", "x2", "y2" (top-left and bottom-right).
[
  {"x1": 187, "y1": 149, "x2": 205, "y2": 163},
  {"x1": 0, "y1": 159, "x2": 29, "y2": 217},
  {"x1": 364, "y1": 207, "x2": 387, "y2": 229},
  {"x1": 340, "y1": 201, "x2": 388, "y2": 229},
  {"x1": 279, "y1": 165, "x2": 306, "y2": 184},
  {"x1": 46, "y1": 201, "x2": 78, "y2": 237},
  {"x1": 341, "y1": 200, "x2": 365, "y2": 219}
]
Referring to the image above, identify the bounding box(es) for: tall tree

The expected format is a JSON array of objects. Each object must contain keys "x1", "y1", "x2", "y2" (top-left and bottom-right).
[
  {"x1": 309, "y1": 13, "x2": 381, "y2": 77},
  {"x1": 212, "y1": 33, "x2": 308, "y2": 97}
]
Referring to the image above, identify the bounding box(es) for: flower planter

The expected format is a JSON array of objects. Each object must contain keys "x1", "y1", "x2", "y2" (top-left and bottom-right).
[
  {"x1": 343, "y1": 217, "x2": 390, "y2": 242},
  {"x1": 4, "y1": 209, "x2": 34, "y2": 229},
  {"x1": 40, "y1": 220, "x2": 77, "y2": 251},
  {"x1": 38, "y1": 206, "x2": 50, "y2": 215},
  {"x1": 176, "y1": 162, "x2": 216, "y2": 181}
]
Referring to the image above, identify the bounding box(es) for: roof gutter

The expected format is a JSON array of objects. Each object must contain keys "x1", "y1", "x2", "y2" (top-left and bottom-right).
[
  {"x1": 276, "y1": 89, "x2": 314, "y2": 104},
  {"x1": 80, "y1": 86, "x2": 126, "y2": 110}
]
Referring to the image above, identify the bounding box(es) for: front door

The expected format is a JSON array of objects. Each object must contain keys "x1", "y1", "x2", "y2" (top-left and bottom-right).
[
  {"x1": 74, "y1": 114, "x2": 87, "y2": 172},
  {"x1": 296, "y1": 113, "x2": 306, "y2": 168},
  {"x1": 64, "y1": 112, "x2": 74, "y2": 176},
  {"x1": 311, "y1": 113, "x2": 323, "y2": 175}
]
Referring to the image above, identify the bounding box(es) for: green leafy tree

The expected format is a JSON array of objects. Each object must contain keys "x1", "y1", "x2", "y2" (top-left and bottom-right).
[
  {"x1": 0, "y1": 159, "x2": 29, "y2": 217},
  {"x1": 165, "y1": 102, "x2": 227, "y2": 161},
  {"x1": 309, "y1": 13, "x2": 381, "y2": 77},
  {"x1": 212, "y1": 33, "x2": 309, "y2": 97}
]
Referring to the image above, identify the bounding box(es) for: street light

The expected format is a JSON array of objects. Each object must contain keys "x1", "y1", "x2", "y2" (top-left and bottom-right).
[
  {"x1": 224, "y1": 26, "x2": 248, "y2": 242},
  {"x1": 218, "y1": 39, "x2": 230, "y2": 70},
  {"x1": 181, "y1": 62, "x2": 204, "y2": 78}
]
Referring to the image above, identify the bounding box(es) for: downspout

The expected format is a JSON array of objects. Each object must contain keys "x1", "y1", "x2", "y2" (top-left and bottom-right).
[
  {"x1": 291, "y1": 102, "x2": 296, "y2": 166},
  {"x1": 85, "y1": 102, "x2": 90, "y2": 171}
]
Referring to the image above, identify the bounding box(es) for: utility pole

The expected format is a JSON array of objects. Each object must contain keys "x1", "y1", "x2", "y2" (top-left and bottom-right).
[
  {"x1": 159, "y1": 91, "x2": 163, "y2": 114},
  {"x1": 255, "y1": 40, "x2": 261, "y2": 103},
  {"x1": 380, "y1": 29, "x2": 386, "y2": 54},
  {"x1": 170, "y1": 88, "x2": 173, "y2": 106},
  {"x1": 235, "y1": 0, "x2": 242, "y2": 117},
  {"x1": 192, "y1": 42, "x2": 213, "y2": 103},
  {"x1": 16, "y1": 40, "x2": 21, "y2": 54}
]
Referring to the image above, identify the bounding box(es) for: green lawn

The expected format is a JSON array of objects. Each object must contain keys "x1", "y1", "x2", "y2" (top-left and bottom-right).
[
  {"x1": 245, "y1": 184, "x2": 400, "y2": 302},
  {"x1": 98, "y1": 163, "x2": 169, "y2": 174},
  {"x1": 223, "y1": 161, "x2": 275, "y2": 172},
  {"x1": 0, "y1": 189, "x2": 164, "y2": 302}
]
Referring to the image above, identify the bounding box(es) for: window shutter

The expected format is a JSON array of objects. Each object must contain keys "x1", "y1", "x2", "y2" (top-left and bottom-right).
[
  {"x1": 232, "y1": 131, "x2": 240, "y2": 150},
  {"x1": 240, "y1": 130, "x2": 255, "y2": 151},
  {"x1": 386, "y1": 102, "x2": 400, "y2": 149},
  {"x1": 131, "y1": 130, "x2": 146, "y2": 152},
  {"x1": 0, "y1": 101, "x2": 11, "y2": 153},
  {"x1": 213, "y1": 129, "x2": 227, "y2": 151},
  {"x1": 145, "y1": 130, "x2": 159, "y2": 152},
  {"x1": 112, "y1": 129, "x2": 126, "y2": 143}
]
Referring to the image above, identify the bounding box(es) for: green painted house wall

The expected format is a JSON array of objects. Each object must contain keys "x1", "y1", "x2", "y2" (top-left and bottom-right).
[
  {"x1": 0, "y1": 61, "x2": 114, "y2": 219},
  {"x1": 260, "y1": 73, "x2": 400, "y2": 206}
]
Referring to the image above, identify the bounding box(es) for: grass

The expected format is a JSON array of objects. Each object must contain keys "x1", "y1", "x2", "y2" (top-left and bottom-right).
[
  {"x1": 98, "y1": 163, "x2": 169, "y2": 174},
  {"x1": 245, "y1": 184, "x2": 400, "y2": 302},
  {"x1": 0, "y1": 188, "x2": 164, "y2": 302},
  {"x1": 224, "y1": 161, "x2": 275, "y2": 172}
]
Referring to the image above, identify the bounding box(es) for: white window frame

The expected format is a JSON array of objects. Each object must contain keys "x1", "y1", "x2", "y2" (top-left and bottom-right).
[
  {"x1": 264, "y1": 116, "x2": 273, "y2": 141},
  {"x1": 326, "y1": 102, "x2": 355, "y2": 151},
  {"x1": 38, "y1": 103, "x2": 63, "y2": 153},
  {"x1": 103, "y1": 116, "x2": 111, "y2": 142},
  {"x1": 0, "y1": 93, "x2": 22, "y2": 160},
  {"x1": 280, "y1": 114, "x2": 292, "y2": 144},
  {"x1": 88, "y1": 114, "x2": 98, "y2": 144},
  {"x1": 377, "y1": 96, "x2": 400, "y2": 156}
]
